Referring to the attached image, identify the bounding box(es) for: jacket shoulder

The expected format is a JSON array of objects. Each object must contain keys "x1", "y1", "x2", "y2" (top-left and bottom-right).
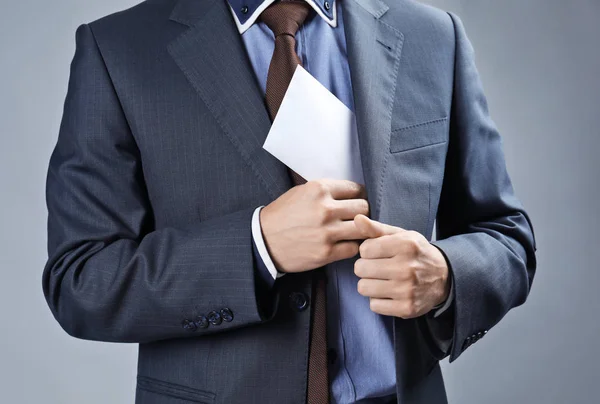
[
  {"x1": 89, "y1": 0, "x2": 174, "y2": 26},
  {"x1": 74, "y1": 0, "x2": 183, "y2": 64},
  {"x1": 386, "y1": 0, "x2": 456, "y2": 46},
  {"x1": 85, "y1": 0, "x2": 177, "y2": 41}
]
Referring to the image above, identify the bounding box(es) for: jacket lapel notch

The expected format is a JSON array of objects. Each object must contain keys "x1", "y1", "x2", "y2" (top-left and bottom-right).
[{"x1": 351, "y1": 0, "x2": 389, "y2": 19}]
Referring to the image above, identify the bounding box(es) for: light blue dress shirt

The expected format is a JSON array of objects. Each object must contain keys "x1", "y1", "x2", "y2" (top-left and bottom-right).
[{"x1": 227, "y1": 0, "x2": 452, "y2": 402}]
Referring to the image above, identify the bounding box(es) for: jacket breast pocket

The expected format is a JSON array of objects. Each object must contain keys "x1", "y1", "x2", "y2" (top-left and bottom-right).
[
  {"x1": 389, "y1": 117, "x2": 448, "y2": 153},
  {"x1": 136, "y1": 375, "x2": 216, "y2": 404}
]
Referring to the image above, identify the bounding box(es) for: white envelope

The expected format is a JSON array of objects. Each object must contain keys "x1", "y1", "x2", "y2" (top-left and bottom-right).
[{"x1": 262, "y1": 65, "x2": 365, "y2": 185}]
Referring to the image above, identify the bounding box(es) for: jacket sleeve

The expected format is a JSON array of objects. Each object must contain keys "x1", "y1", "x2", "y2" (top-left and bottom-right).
[
  {"x1": 424, "y1": 12, "x2": 538, "y2": 362},
  {"x1": 42, "y1": 23, "x2": 279, "y2": 344}
]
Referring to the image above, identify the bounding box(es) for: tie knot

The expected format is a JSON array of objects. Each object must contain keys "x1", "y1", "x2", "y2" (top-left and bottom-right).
[{"x1": 259, "y1": 0, "x2": 312, "y2": 38}]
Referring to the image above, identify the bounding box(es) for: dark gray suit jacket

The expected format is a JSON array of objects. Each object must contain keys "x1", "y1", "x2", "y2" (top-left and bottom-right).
[{"x1": 42, "y1": 0, "x2": 537, "y2": 403}]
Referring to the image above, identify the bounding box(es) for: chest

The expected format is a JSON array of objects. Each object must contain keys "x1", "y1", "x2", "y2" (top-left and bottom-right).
[{"x1": 102, "y1": 11, "x2": 454, "y2": 237}]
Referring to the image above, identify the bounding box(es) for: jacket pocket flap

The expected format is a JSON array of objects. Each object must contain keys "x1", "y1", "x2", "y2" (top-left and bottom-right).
[
  {"x1": 137, "y1": 375, "x2": 216, "y2": 403},
  {"x1": 390, "y1": 117, "x2": 448, "y2": 153}
]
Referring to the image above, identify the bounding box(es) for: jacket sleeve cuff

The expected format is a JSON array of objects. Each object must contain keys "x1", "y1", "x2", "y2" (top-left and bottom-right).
[{"x1": 431, "y1": 243, "x2": 455, "y2": 318}]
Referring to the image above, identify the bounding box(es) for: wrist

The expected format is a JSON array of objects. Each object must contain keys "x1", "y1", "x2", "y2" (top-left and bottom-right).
[{"x1": 258, "y1": 205, "x2": 286, "y2": 273}]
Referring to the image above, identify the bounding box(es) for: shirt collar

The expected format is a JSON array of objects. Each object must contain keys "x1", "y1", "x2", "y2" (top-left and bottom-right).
[{"x1": 227, "y1": 0, "x2": 337, "y2": 34}]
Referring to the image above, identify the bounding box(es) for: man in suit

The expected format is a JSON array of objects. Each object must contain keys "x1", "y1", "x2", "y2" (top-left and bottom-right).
[{"x1": 42, "y1": 0, "x2": 537, "y2": 403}]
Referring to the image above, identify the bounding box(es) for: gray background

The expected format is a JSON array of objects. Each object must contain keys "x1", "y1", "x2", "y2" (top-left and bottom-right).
[{"x1": 1, "y1": 0, "x2": 598, "y2": 402}]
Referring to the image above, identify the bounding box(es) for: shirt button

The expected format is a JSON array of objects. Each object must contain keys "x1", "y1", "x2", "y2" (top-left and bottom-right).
[
  {"x1": 324, "y1": 1, "x2": 331, "y2": 11},
  {"x1": 289, "y1": 291, "x2": 309, "y2": 312},
  {"x1": 207, "y1": 310, "x2": 223, "y2": 325},
  {"x1": 241, "y1": 5, "x2": 249, "y2": 14}
]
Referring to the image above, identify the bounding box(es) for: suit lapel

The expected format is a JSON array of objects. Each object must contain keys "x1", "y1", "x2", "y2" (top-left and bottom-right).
[
  {"x1": 168, "y1": 0, "x2": 292, "y2": 200},
  {"x1": 342, "y1": 0, "x2": 404, "y2": 220}
]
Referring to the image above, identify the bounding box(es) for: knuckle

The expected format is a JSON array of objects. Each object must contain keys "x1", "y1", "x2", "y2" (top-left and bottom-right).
[
  {"x1": 321, "y1": 242, "x2": 334, "y2": 259},
  {"x1": 407, "y1": 266, "x2": 419, "y2": 284},
  {"x1": 407, "y1": 238, "x2": 419, "y2": 252},
  {"x1": 316, "y1": 209, "x2": 328, "y2": 226},
  {"x1": 314, "y1": 206, "x2": 328, "y2": 225},
  {"x1": 406, "y1": 231, "x2": 423, "y2": 252},
  {"x1": 315, "y1": 238, "x2": 333, "y2": 261},
  {"x1": 321, "y1": 226, "x2": 335, "y2": 243},
  {"x1": 321, "y1": 201, "x2": 336, "y2": 222},
  {"x1": 310, "y1": 180, "x2": 329, "y2": 197}
]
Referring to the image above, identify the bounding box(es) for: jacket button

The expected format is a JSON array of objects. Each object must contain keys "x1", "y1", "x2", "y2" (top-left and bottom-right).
[
  {"x1": 182, "y1": 319, "x2": 197, "y2": 331},
  {"x1": 207, "y1": 310, "x2": 223, "y2": 325},
  {"x1": 194, "y1": 315, "x2": 209, "y2": 329},
  {"x1": 289, "y1": 292, "x2": 309, "y2": 312},
  {"x1": 462, "y1": 336, "x2": 471, "y2": 350},
  {"x1": 220, "y1": 308, "x2": 234, "y2": 322}
]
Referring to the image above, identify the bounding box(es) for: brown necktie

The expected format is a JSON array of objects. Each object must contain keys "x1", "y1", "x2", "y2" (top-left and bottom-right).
[{"x1": 259, "y1": 2, "x2": 330, "y2": 403}]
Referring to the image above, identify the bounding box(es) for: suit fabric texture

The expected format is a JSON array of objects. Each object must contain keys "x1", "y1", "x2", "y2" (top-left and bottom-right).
[{"x1": 42, "y1": 0, "x2": 537, "y2": 403}]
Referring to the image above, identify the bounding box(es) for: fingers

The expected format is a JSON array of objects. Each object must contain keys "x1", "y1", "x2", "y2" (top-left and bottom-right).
[
  {"x1": 331, "y1": 198, "x2": 370, "y2": 220},
  {"x1": 354, "y1": 214, "x2": 402, "y2": 238},
  {"x1": 318, "y1": 179, "x2": 367, "y2": 200},
  {"x1": 328, "y1": 220, "x2": 365, "y2": 241},
  {"x1": 329, "y1": 240, "x2": 360, "y2": 262},
  {"x1": 353, "y1": 257, "x2": 397, "y2": 279},
  {"x1": 358, "y1": 234, "x2": 402, "y2": 259},
  {"x1": 358, "y1": 228, "x2": 424, "y2": 259},
  {"x1": 368, "y1": 298, "x2": 419, "y2": 318},
  {"x1": 356, "y1": 278, "x2": 396, "y2": 299},
  {"x1": 367, "y1": 298, "x2": 398, "y2": 317}
]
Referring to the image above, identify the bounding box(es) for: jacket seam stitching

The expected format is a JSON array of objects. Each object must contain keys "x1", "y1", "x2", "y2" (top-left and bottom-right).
[{"x1": 391, "y1": 117, "x2": 448, "y2": 133}]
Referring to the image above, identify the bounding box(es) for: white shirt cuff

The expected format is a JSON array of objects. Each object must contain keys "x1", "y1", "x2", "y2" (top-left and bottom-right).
[{"x1": 251, "y1": 206, "x2": 286, "y2": 280}]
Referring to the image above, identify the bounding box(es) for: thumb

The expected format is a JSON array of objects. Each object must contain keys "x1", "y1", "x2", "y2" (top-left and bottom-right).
[{"x1": 354, "y1": 214, "x2": 402, "y2": 238}]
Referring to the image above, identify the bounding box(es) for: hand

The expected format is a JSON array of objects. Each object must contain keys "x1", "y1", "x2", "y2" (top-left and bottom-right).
[
  {"x1": 353, "y1": 214, "x2": 450, "y2": 319},
  {"x1": 260, "y1": 179, "x2": 369, "y2": 273}
]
